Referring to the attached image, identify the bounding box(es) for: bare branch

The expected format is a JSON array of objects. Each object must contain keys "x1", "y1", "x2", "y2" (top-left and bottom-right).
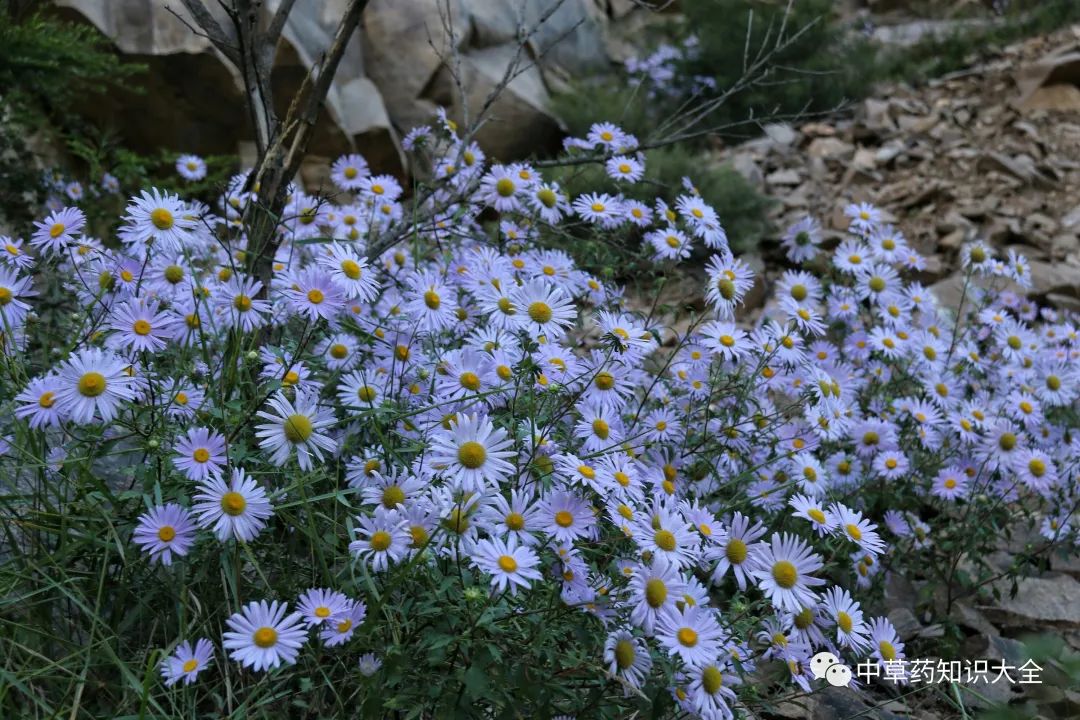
[
  {"x1": 176, "y1": 0, "x2": 240, "y2": 64},
  {"x1": 266, "y1": 0, "x2": 298, "y2": 44}
]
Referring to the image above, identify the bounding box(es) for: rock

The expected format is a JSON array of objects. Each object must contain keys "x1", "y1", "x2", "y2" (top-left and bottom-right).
[
  {"x1": 887, "y1": 607, "x2": 922, "y2": 642},
  {"x1": 1061, "y1": 204, "x2": 1080, "y2": 230},
  {"x1": 730, "y1": 153, "x2": 764, "y2": 189},
  {"x1": 1014, "y1": 48, "x2": 1080, "y2": 111},
  {"x1": 808, "y1": 686, "x2": 905, "y2": 720},
  {"x1": 872, "y1": 19, "x2": 997, "y2": 48},
  {"x1": 952, "y1": 601, "x2": 999, "y2": 637},
  {"x1": 853, "y1": 148, "x2": 878, "y2": 171},
  {"x1": 978, "y1": 575, "x2": 1080, "y2": 629},
  {"x1": 977, "y1": 152, "x2": 1056, "y2": 187},
  {"x1": 806, "y1": 137, "x2": 854, "y2": 161},
  {"x1": 55, "y1": 0, "x2": 609, "y2": 175},
  {"x1": 800, "y1": 122, "x2": 837, "y2": 138},
  {"x1": 765, "y1": 169, "x2": 802, "y2": 186},
  {"x1": 763, "y1": 123, "x2": 800, "y2": 149},
  {"x1": 1026, "y1": 258, "x2": 1080, "y2": 299}
]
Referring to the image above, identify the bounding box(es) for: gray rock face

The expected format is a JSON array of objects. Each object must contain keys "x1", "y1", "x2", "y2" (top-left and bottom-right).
[{"x1": 53, "y1": 0, "x2": 609, "y2": 175}]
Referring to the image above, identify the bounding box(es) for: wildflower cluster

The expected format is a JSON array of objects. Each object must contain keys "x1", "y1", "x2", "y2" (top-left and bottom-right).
[{"x1": 1, "y1": 113, "x2": 1077, "y2": 717}]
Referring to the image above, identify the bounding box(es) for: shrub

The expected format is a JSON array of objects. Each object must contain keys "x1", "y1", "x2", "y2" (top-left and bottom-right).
[{"x1": 0, "y1": 115, "x2": 1077, "y2": 719}]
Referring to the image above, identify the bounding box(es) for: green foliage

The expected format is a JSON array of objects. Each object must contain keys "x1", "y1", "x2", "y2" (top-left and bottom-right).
[
  {"x1": 872, "y1": 0, "x2": 1080, "y2": 85},
  {"x1": 0, "y1": 2, "x2": 145, "y2": 226},
  {"x1": 679, "y1": 0, "x2": 875, "y2": 133},
  {"x1": 0, "y1": 2, "x2": 141, "y2": 120}
]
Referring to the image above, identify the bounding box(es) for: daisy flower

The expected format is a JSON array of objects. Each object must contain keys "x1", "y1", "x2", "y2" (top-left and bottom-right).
[
  {"x1": 160, "y1": 639, "x2": 213, "y2": 686},
  {"x1": 781, "y1": 216, "x2": 822, "y2": 263},
  {"x1": 821, "y1": 586, "x2": 870, "y2": 651},
  {"x1": 831, "y1": 504, "x2": 886, "y2": 557},
  {"x1": 318, "y1": 243, "x2": 378, "y2": 301},
  {"x1": 603, "y1": 629, "x2": 652, "y2": 694},
  {"x1": 30, "y1": 206, "x2": 85, "y2": 256},
  {"x1": 707, "y1": 511, "x2": 765, "y2": 590},
  {"x1": 132, "y1": 503, "x2": 196, "y2": 566},
  {"x1": 427, "y1": 413, "x2": 515, "y2": 492},
  {"x1": 297, "y1": 587, "x2": 351, "y2": 627},
  {"x1": 789, "y1": 494, "x2": 836, "y2": 536},
  {"x1": 749, "y1": 533, "x2": 826, "y2": 613},
  {"x1": 930, "y1": 465, "x2": 968, "y2": 501},
  {"x1": 0, "y1": 236, "x2": 34, "y2": 270},
  {"x1": 539, "y1": 489, "x2": 596, "y2": 545},
  {"x1": 121, "y1": 188, "x2": 196, "y2": 252},
  {"x1": 320, "y1": 599, "x2": 366, "y2": 647},
  {"x1": 605, "y1": 155, "x2": 644, "y2": 183},
  {"x1": 868, "y1": 616, "x2": 905, "y2": 668},
  {"x1": 647, "y1": 227, "x2": 692, "y2": 261},
  {"x1": 0, "y1": 268, "x2": 36, "y2": 327},
  {"x1": 14, "y1": 375, "x2": 65, "y2": 429},
  {"x1": 656, "y1": 605, "x2": 726, "y2": 665},
  {"x1": 217, "y1": 275, "x2": 271, "y2": 332},
  {"x1": 526, "y1": 181, "x2": 570, "y2": 223},
  {"x1": 330, "y1": 153, "x2": 370, "y2": 190},
  {"x1": 358, "y1": 653, "x2": 383, "y2": 676},
  {"x1": 55, "y1": 348, "x2": 137, "y2": 424},
  {"x1": 845, "y1": 201, "x2": 881, "y2": 233},
  {"x1": 223, "y1": 600, "x2": 307, "y2": 672},
  {"x1": 627, "y1": 555, "x2": 687, "y2": 635},
  {"x1": 108, "y1": 297, "x2": 172, "y2": 353},
  {"x1": 286, "y1": 268, "x2": 345, "y2": 321},
  {"x1": 573, "y1": 192, "x2": 623, "y2": 227},
  {"x1": 471, "y1": 535, "x2": 543, "y2": 595},
  {"x1": 254, "y1": 389, "x2": 337, "y2": 471},
  {"x1": 510, "y1": 279, "x2": 576, "y2": 339},
  {"x1": 349, "y1": 506, "x2": 410, "y2": 572},
  {"x1": 193, "y1": 467, "x2": 274, "y2": 542},
  {"x1": 172, "y1": 426, "x2": 227, "y2": 481},
  {"x1": 175, "y1": 154, "x2": 207, "y2": 181},
  {"x1": 479, "y1": 165, "x2": 523, "y2": 212},
  {"x1": 701, "y1": 321, "x2": 750, "y2": 362}
]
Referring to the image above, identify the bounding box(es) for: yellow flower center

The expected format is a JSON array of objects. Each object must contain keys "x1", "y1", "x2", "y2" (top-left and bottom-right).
[
  {"x1": 497, "y1": 555, "x2": 518, "y2": 572},
  {"x1": 220, "y1": 491, "x2": 246, "y2": 516},
  {"x1": 702, "y1": 665, "x2": 722, "y2": 694},
  {"x1": 344, "y1": 166, "x2": 358, "y2": 179},
  {"x1": 193, "y1": 448, "x2": 211, "y2": 463},
  {"x1": 808, "y1": 508, "x2": 826, "y2": 524},
  {"x1": 725, "y1": 538, "x2": 747, "y2": 564},
  {"x1": 78, "y1": 372, "x2": 107, "y2": 397},
  {"x1": 837, "y1": 611, "x2": 853, "y2": 633},
  {"x1": 330, "y1": 344, "x2": 348, "y2": 359},
  {"x1": 283, "y1": 414, "x2": 313, "y2": 443},
  {"x1": 459, "y1": 372, "x2": 480, "y2": 391},
  {"x1": 157, "y1": 525, "x2": 176, "y2": 542},
  {"x1": 594, "y1": 371, "x2": 615, "y2": 390},
  {"x1": 527, "y1": 301, "x2": 552, "y2": 324},
  {"x1": 654, "y1": 529, "x2": 676, "y2": 551},
  {"x1": 253, "y1": 627, "x2": 277, "y2": 648},
  {"x1": 38, "y1": 391, "x2": 56, "y2": 408},
  {"x1": 846, "y1": 523, "x2": 863, "y2": 541},
  {"x1": 233, "y1": 295, "x2": 252, "y2": 312},
  {"x1": 495, "y1": 178, "x2": 515, "y2": 197},
  {"x1": 150, "y1": 208, "x2": 174, "y2": 230},
  {"x1": 1028, "y1": 459, "x2": 1046, "y2": 477},
  {"x1": 554, "y1": 510, "x2": 574, "y2": 528},
  {"x1": 424, "y1": 290, "x2": 441, "y2": 310},
  {"x1": 182, "y1": 658, "x2": 198, "y2": 673},
  {"x1": 306, "y1": 288, "x2": 324, "y2": 305},
  {"x1": 382, "y1": 485, "x2": 405, "y2": 508},
  {"x1": 676, "y1": 628, "x2": 698, "y2": 647},
  {"x1": 645, "y1": 578, "x2": 667, "y2": 608},
  {"x1": 457, "y1": 441, "x2": 486, "y2": 469},
  {"x1": 357, "y1": 386, "x2": 376, "y2": 403},
  {"x1": 133, "y1": 319, "x2": 152, "y2": 336},
  {"x1": 772, "y1": 560, "x2": 797, "y2": 589},
  {"x1": 879, "y1": 640, "x2": 897, "y2": 661},
  {"x1": 370, "y1": 530, "x2": 392, "y2": 551}
]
